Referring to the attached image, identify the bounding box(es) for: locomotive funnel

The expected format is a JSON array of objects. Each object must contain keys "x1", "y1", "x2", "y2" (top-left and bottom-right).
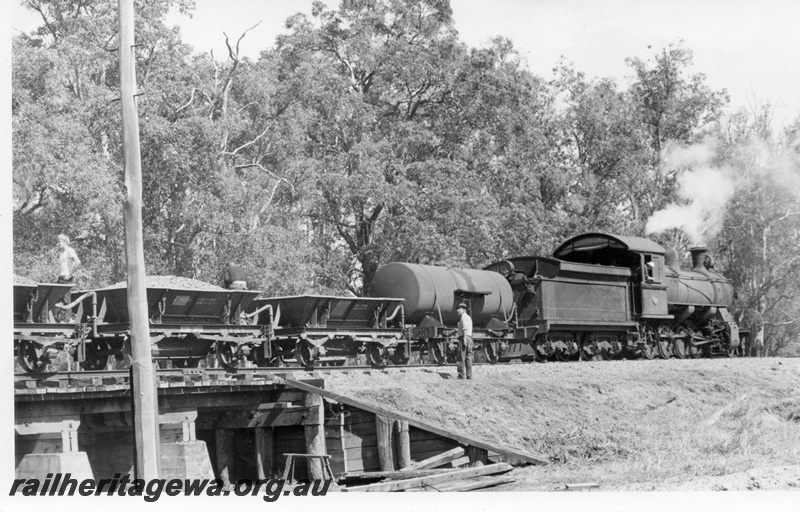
[{"x1": 690, "y1": 246, "x2": 708, "y2": 271}]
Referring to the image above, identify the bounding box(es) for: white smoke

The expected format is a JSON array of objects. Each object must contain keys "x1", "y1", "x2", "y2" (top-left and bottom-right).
[{"x1": 645, "y1": 142, "x2": 736, "y2": 244}]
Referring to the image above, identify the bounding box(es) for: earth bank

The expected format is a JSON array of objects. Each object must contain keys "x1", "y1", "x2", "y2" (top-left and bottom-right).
[{"x1": 320, "y1": 357, "x2": 800, "y2": 491}]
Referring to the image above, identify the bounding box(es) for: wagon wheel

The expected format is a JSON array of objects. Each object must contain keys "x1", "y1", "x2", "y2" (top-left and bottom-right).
[
  {"x1": 366, "y1": 343, "x2": 388, "y2": 368},
  {"x1": 673, "y1": 326, "x2": 689, "y2": 359},
  {"x1": 80, "y1": 339, "x2": 109, "y2": 371},
  {"x1": 427, "y1": 339, "x2": 445, "y2": 366},
  {"x1": 640, "y1": 325, "x2": 658, "y2": 360},
  {"x1": 17, "y1": 339, "x2": 51, "y2": 374},
  {"x1": 390, "y1": 343, "x2": 410, "y2": 365},
  {"x1": 215, "y1": 341, "x2": 240, "y2": 370},
  {"x1": 483, "y1": 341, "x2": 499, "y2": 365},
  {"x1": 295, "y1": 341, "x2": 315, "y2": 370},
  {"x1": 656, "y1": 326, "x2": 673, "y2": 359}
]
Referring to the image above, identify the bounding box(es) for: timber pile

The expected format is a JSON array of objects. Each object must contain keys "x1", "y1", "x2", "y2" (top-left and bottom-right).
[{"x1": 339, "y1": 462, "x2": 515, "y2": 492}]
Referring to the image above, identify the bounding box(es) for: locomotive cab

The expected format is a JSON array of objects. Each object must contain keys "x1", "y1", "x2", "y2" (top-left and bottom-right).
[{"x1": 553, "y1": 233, "x2": 672, "y2": 320}]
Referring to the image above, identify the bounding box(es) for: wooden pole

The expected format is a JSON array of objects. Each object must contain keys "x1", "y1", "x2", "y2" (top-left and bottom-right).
[
  {"x1": 394, "y1": 420, "x2": 411, "y2": 469},
  {"x1": 375, "y1": 414, "x2": 395, "y2": 471},
  {"x1": 255, "y1": 427, "x2": 274, "y2": 479},
  {"x1": 215, "y1": 429, "x2": 234, "y2": 488},
  {"x1": 119, "y1": 0, "x2": 159, "y2": 480},
  {"x1": 303, "y1": 392, "x2": 325, "y2": 479}
]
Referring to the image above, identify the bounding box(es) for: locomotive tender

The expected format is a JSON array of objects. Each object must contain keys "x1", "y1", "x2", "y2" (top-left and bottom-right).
[{"x1": 13, "y1": 232, "x2": 744, "y2": 373}]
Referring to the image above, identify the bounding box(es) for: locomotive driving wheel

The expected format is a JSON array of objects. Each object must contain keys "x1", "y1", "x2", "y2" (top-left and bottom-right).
[
  {"x1": 215, "y1": 341, "x2": 240, "y2": 370},
  {"x1": 640, "y1": 325, "x2": 658, "y2": 360},
  {"x1": 672, "y1": 325, "x2": 690, "y2": 359},
  {"x1": 17, "y1": 339, "x2": 51, "y2": 374},
  {"x1": 366, "y1": 343, "x2": 388, "y2": 368},
  {"x1": 656, "y1": 326, "x2": 674, "y2": 359},
  {"x1": 80, "y1": 339, "x2": 109, "y2": 371},
  {"x1": 688, "y1": 339, "x2": 703, "y2": 358},
  {"x1": 427, "y1": 339, "x2": 445, "y2": 366}
]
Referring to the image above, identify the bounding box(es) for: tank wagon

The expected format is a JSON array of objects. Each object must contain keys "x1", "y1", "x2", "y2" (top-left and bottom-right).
[{"x1": 368, "y1": 262, "x2": 516, "y2": 364}]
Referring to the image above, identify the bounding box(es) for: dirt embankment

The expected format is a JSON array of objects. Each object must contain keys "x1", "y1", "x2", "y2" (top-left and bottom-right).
[{"x1": 322, "y1": 357, "x2": 800, "y2": 491}]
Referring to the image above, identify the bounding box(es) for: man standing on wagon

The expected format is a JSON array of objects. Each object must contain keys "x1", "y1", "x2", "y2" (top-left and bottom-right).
[
  {"x1": 223, "y1": 262, "x2": 248, "y2": 290},
  {"x1": 57, "y1": 234, "x2": 81, "y2": 284},
  {"x1": 56, "y1": 234, "x2": 81, "y2": 321},
  {"x1": 456, "y1": 303, "x2": 473, "y2": 380}
]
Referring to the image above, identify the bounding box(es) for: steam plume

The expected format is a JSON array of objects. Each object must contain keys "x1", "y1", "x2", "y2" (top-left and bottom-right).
[{"x1": 645, "y1": 142, "x2": 736, "y2": 244}]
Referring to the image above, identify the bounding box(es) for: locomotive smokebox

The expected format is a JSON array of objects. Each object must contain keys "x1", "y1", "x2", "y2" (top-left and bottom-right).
[{"x1": 690, "y1": 246, "x2": 708, "y2": 271}]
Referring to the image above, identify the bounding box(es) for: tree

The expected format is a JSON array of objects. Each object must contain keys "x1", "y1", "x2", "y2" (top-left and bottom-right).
[{"x1": 714, "y1": 108, "x2": 800, "y2": 356}]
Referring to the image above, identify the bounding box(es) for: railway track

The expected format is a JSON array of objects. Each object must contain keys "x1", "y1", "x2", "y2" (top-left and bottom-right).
[{"x1": 14, "y1": 362, "x2": 475, "y2": 387}]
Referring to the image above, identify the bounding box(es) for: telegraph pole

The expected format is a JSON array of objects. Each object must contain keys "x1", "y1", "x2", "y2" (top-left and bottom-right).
[{"x1": 118, "y1": 0, "x2": 160, "y2": 479}]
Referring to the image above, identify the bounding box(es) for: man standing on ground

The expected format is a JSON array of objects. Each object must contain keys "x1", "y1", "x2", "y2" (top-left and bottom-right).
[{"x1": 456, "y1": 303, "x2": 473, "y2": 380}]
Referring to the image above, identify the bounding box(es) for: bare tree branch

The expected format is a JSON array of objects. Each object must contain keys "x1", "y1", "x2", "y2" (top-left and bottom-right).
[
  {"x1": 221, "y1": 122, "x2": 275, "y2": 156},
  {"x1": 232, "y1": 163, "x2": 294, "y2": 190}
]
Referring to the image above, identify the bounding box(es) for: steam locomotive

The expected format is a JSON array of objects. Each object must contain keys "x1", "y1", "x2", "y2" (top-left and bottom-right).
[
  {"x1": 370, "y1": 232, "x2": 744, "y2": 364},
  {"x1": 13, "y1": 232, "x2": 745, "y2": 373}
]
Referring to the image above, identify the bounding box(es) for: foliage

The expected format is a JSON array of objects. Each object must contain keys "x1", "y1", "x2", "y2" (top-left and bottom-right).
[{"x1": 713, "y1": 112, "x2": 800, "y2": 355}]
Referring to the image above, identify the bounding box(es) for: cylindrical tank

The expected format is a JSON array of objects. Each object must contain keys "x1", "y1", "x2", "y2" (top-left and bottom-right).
[{"x1": 369, "y1": 262, "x2": 514, "y2": 325}]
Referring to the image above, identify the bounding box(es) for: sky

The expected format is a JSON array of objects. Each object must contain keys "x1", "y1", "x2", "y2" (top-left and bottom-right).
[{"x1": 11, "y1": 0, "x2": 800, "y2": 129}]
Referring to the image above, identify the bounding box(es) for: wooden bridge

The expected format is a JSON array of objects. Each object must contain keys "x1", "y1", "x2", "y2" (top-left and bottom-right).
[{"x1": 15, "y1": 368, "x2": 547, "y2": 484}]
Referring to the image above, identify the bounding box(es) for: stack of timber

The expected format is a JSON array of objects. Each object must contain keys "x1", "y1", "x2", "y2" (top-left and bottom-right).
[{"x1": 339, "y1": 462, "x2": 515, "y2": 492}]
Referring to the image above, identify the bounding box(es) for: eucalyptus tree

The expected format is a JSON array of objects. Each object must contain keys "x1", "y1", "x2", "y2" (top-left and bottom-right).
[{"x1": 13, "y1": 0, "x2": 195, "y2": 285}]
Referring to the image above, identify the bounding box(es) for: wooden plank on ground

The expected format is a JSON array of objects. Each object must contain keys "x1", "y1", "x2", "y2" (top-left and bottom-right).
[
  {"x1": 284, "y1": 379, "x2": 548, "y2": 466},
  {"x1": 337, "y1": 468, "x2": 455, "y2": 486},
  {"x1": 341, "y1": 463, "x2": 513, "y2": 492},
  {"x1": 402, "y1": 446, "x2": 465, "y2": 471},
  {"x1": 406, "y1": 476, "x2": 516, "y2": 492}
]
